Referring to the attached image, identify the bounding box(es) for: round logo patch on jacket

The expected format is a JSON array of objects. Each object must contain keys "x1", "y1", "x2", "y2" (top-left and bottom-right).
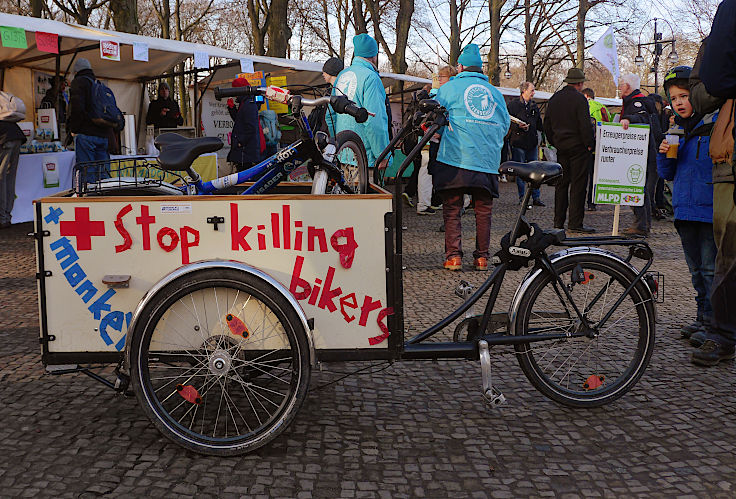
[
  {"x1": 335, "y1": 71, "x2": 358, "y2": 100},
  {"x1": 463, "y1": 84, "x2": 497, "y2": 120}
]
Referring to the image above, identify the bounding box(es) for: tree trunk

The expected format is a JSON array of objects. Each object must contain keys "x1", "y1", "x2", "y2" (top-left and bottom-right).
[
  {"x1": 266, "y1": 0, "x2": 291, "y2": 57},
  {"x1": 110, "y1": 0, "x2": 139, "y2": 33},
  {"x1": 352, "y1": 0, "x2": 368, "y2": 34},
  {"x1": 31, "y1": 0, "x2": 43, "y2": 17},
  {"x1": 524, "y1": 0, "x2": 533, "y2": 82},
  {"x1": 488, "y1": 0, "x2": 504, "y2": 85},
  {"x1": 389, "y1": 0, "x2": 414, "y2": 92},
  {"x1": 247, "y1": 0, "x2": 266, "y2": 55},
  {"x1": 576, "y1": 0, "x2": 587, "y2": 69},
  {"x1": 449, "y1": 0, "x2": 460, "y2": 66}
]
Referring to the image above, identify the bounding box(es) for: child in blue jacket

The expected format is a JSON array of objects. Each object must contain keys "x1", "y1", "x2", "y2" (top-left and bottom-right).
[{"x1": 656, "y1": 66, "x2": 718, "y2": 350}]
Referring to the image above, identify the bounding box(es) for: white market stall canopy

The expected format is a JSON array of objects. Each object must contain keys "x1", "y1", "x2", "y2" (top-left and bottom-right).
[{"x1": 0, "y1": 13, "x2": 430, "y2": 88}]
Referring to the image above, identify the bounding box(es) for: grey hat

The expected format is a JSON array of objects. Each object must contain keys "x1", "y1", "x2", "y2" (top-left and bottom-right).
[
  {"x1": 158, "y1": 81, "x2": 170, "y2": 92},
  {"x1": 73, "y1": 58, "x2": 91, "y2": 74},
  {"x1": 322, "y1": 57, "x2": 344, "y2": 77}
]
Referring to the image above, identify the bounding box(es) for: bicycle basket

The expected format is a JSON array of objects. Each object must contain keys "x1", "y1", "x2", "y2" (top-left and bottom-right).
[{"x1": 73, "y1": 157, "x2": 188, "y2": 197}]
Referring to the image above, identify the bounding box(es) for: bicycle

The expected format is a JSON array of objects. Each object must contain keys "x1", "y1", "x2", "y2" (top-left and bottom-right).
[{"x1": 73, "y1": 86, "x2": 371, "y2": 197}]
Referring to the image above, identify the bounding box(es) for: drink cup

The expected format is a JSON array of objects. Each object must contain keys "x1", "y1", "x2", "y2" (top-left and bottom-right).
[{"x1": 666, "y1": 134, "x2": 679, "y2": 159}]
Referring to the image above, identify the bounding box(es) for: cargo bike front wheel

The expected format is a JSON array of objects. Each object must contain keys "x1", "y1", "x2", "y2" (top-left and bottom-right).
[{"x1": 129, "y1": 268, "x2": 311, "y2": 456}]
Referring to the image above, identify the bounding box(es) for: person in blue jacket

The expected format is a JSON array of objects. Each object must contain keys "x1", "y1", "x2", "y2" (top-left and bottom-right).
[
  {"x1": 433, "y1": 44, "x2": 510, "y2": 271},
  {"x1": 656, "y1": 66, "x2": 719, "y2": 355},
  {"x1": 325, "y1": 34, "x2": 390, "y2": 170}
]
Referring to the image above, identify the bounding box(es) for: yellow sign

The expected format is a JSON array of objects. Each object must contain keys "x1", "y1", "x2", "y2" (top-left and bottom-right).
[{"x1": 266, "y1": 75, "x2": 289, "y2": 114}]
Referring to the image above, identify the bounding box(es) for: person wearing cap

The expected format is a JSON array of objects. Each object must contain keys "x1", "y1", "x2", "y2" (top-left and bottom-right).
[
  {"x1": 543, "y1": 67, "x2": 595, "y2": 233},
  {"x1": 146, "y1": 82, "x2": 184, "y2": 130},
  {"x1": 432, "y1": 44, "x2": 510, "y2": 271},
  {"x1": 308, "y1": 57, "x2": 345, "y2": 134},
  {"x1": 41, "y1": 76, "x2": 67, "y2": 125},
  {"x1": 325, "y1": 34, "x2": 390, "y2": 170},
  {"x1": 68, "y1": 58, "x2": 111, "y2": 181},
  {"x1": 227, "y1": 77, "x2": 266, "y2": 172}
]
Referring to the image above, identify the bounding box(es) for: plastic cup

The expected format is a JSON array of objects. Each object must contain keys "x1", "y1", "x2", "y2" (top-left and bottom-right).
[{"x1": 666, "y1": 134, "x2": 679, "y2": 159}]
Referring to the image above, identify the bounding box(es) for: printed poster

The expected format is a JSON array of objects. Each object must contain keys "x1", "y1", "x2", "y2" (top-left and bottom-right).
[
  {"x1": 593, "y1": 122, "x2": 650, "y2": 206},
  {"x1": 100, "y1": 40, "x2": 120, "y2": 61}
]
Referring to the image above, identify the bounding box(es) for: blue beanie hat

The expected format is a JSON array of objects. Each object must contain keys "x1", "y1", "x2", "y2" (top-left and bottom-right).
[
  {"x1": 457, "y1": 44, "x2": 483, "y2": 69},
  {"x1": 353, "y1": 33, "x2": 379, "y2": 58}
]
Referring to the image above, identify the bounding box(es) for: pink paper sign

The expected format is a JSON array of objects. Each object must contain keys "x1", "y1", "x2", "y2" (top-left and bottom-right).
[{"x1": 35, "y1": 31, "x2": 58, "y2": 54}]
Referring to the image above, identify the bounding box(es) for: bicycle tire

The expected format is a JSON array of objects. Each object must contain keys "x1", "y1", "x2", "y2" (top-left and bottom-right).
[
  {"x1": 129, "y1": 268, "x2": 311, "y2": 456},
  {"x1": 513, "y1": 252, "x2": 655, "y2": 408},
  {"x1": 323, "y1": 130, "x2": 369, "y2": 194}
]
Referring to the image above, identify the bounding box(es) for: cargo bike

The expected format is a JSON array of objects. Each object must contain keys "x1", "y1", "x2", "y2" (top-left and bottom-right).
[{"x1": 33, "y1": 89, "x2": 660, "y2": 456}]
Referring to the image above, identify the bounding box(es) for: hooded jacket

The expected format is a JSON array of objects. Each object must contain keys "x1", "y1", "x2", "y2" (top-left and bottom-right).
[
  {"x1": 434, "y1": 71, "x2": 510, "y2": 174},
  {"x1": 325, "y1": 57, "x2": 390, "y2": 168},
  {"x1": 68, "y1": 68, "x2": 108, "y2": 138},
  {"x1": 621, "y1": 89, "x2": 663, "y2": 169},
  {"x1": 227, "y1": 95, "x2": 263, "y2": 166},
  {"x1": 656, "y1": 111, "x2": 718, "y2": 222}
]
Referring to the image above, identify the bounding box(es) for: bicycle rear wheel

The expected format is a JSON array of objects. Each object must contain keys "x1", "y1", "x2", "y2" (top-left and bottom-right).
[
  {"x1": 327, "y1": 130, "x2": 369, "y2": 194},
  {"x1": 129, "y1": 268, "x2": 311, "y2": 456},
  {"x1": 513, "y1": 253, "x2": 655, "y2": 407}
]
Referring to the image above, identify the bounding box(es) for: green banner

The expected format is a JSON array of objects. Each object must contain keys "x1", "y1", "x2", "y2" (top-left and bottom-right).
[{"x1": 0, "y1": 26, "x2": 27, "y2": 49}]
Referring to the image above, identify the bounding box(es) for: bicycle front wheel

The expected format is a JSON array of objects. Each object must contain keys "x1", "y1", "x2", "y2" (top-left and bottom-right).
[
  {"x1": 129, "y1": 268, "x2": 311, "y2": 456},
  {"x1": 513, "y1": 252, "x2": 655, "y2": 407},
  {"x1": 328, "y1": 130, "x2": 369, "y2": 194}
]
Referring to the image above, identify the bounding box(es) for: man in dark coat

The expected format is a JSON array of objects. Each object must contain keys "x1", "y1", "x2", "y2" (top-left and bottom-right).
[
  {"x1": 40, "y1": 76, "x2": 67, "y2": 125},
  {"x1": 508, "y1": 81, "x2": 544, "y2": 206},
  {"x1": 618, "y1": 73, "x2": 663, "y2": 236},
  {"x1": 543, "y1": 68, "x2": 595, "y2": 233},
  {"x1": 68, "y1": 58, "x2": 110, "y2": 182},
  {"x1": 146, "y1": 82, "x2": 183, "y2": 129},
  {"x1": 226, "y1": 77, "x2": 264, "y2": 172}
]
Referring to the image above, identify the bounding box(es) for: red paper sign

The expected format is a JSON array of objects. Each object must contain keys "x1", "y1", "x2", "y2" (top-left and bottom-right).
[
  {"x1": 35, "y1": 31, "x2": 58, "y2": 54},
  {"x1": 100, "y1": 40, "x2": 120, "y2": 61}
]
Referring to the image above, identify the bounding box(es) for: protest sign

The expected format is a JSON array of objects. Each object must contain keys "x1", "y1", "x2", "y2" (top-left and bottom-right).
[
  {"x1": 35, "y1": 32, "x2": 58, "y2": 54},
  {"x1": 1, "y1": 26, "x2": 27, "y2": 48},
  {"x1": 593, "y1": 122, "x2": 650, "y2": 207}
]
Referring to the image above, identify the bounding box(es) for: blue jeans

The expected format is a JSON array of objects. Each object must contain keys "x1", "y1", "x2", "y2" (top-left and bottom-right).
[
  {"x1": 674, "y1": 219, "x2": 717, "y2": 323},
  {"x1": 75, "y1": 134, "x2": 110, "y2": 183},
  {"x1": 512, "y1": 146, "x2": 540, "y2": 201}
]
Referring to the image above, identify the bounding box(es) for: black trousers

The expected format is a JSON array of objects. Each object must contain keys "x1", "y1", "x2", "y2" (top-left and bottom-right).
[{"x1": 554, "y1": 149, "x2": 591, "y2": 228}]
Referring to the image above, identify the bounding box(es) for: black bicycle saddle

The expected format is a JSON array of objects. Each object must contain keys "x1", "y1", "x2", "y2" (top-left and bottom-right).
[
  {"x1": 155, "y1": 133, "x2": 223, "y2": 171},
  {"x1": 499, "y1": 161, "x2": 562, "y2": 186}
]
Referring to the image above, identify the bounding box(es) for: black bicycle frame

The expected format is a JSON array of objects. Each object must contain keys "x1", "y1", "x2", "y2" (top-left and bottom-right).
[{"x1": 376, "y1": 111, "x2": 656, "y2": 362}]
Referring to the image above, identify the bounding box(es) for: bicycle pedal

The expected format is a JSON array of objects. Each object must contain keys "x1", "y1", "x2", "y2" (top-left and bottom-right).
[{"x1": 483, "y1": 387, "x2": 506, "y2": 408}]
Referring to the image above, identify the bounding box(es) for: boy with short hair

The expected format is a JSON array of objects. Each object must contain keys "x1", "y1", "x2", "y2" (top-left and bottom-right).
[{"x1": 656, "y1": 66, "x2": 726, "y2": 364}]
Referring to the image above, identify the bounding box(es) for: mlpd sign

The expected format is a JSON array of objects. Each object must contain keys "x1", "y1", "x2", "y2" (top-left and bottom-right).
[{"x1": 592, "y1": 122, "x2": 650, "y2": 207}]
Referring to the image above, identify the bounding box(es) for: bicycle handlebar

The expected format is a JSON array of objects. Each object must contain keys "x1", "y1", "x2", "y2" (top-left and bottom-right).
[{"x1": 213, "y1": 86, "x2": 370, "y2": 123}]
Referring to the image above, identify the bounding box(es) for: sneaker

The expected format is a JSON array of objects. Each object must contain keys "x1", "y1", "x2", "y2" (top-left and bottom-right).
[
  {"x1": 681, "y1": 320, "x2": 703, "y2": 339},
  {"x1": 689, "y1": 329, "x2": 708, "y2": 348},
  {"x1": 691, "y1": 339, "x2": 736, "y2": 366},
  {"x1": 568, "y1": 225, "x2": 596, "y2": 234},
  {"x1": 430, "y1": 204, "x2": 443, "y2": 210},
  {"x1": 586, "y1": 204, "x2": 597, "y2": 212},
  {"x1": 418, "y1": 207, "x2": 436, "y2": 215},
  {"x1": 500, "y1": 174, "x2": 508, "y2": 183},
  {"x1": 532, "y1": 199, "x2": 545, "y2": 207},
  {"x1": 474, "y1": 257, "x2": 488, "y2": 271},
  {"x1": 444, "y1": 256, "x2": 462, "y2": 271},
  {"x1": 402, "y1": 192, "x2": 415, "y2": 208}
]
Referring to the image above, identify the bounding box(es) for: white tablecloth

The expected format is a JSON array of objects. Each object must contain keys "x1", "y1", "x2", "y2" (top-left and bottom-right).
[{"x1": 11, "y1": 151, "x2": 76, "y2": 224}]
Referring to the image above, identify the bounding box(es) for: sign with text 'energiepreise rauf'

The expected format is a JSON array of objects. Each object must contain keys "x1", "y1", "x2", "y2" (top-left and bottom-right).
[{"x1": 593, "y1": 122, "x2": 649, "y2": 207}]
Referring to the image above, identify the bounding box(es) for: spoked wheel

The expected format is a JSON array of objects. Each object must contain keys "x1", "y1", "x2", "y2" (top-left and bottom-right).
[
  {"x1": 129, "y1": 268, "x2": 311, "y2": 456},
  {"x1": 513, "y1": 253, "x2": 655, "y2": 407},
  {"x1": 327, "y1": 130, "x2": 369, "y2": 194}
]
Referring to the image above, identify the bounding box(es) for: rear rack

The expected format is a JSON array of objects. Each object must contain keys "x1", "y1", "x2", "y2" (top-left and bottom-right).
[{"x1": 73, "y1": 157, "x2": 188, "y2": 197}]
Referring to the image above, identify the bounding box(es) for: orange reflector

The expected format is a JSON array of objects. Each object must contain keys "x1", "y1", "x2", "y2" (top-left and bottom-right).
[
  {"x1": 176, "y1": 384, "x2": 202, "y2": 404},
  {"x1": 226, "y1": 313, "x2": 250, "y2": 339},
  {"x1": 581, "y1": 272, "x2": 595, "y2": 284},
  {"x1": 583, "y1": 375, "x2": 605, "y2": 390}
]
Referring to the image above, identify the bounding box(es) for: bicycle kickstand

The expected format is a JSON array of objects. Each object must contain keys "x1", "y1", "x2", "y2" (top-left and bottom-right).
[{"x1": 478, "y1": 340, "x2": 506, "y2": 408}]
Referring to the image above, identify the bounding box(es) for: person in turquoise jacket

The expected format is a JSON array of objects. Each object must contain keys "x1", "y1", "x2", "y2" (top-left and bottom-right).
[
  {"x1": 325, "y1": 34, "x2": 390, "y2": 169},
  {"x1": 433, "y1": 43, "x2": 510, "y2": 271}
]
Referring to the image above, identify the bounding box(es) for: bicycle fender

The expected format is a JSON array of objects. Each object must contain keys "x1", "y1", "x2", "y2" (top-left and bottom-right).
[
  {"x1": 507, "y1": 247, "x2": 656, "y2": 337},
  {"x1": 121, "y1": 260, "x2": 317, "y2": 374}
]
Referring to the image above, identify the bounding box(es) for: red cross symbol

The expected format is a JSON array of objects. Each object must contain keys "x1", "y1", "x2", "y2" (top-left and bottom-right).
[{"x1": 60, "y1": 207, "x2": 106, "y2": 250}]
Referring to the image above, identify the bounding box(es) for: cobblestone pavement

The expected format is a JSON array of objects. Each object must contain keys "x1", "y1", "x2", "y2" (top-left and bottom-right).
[{"x1": 1, "y1": 182, "x2": 735, "y2": 498}]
